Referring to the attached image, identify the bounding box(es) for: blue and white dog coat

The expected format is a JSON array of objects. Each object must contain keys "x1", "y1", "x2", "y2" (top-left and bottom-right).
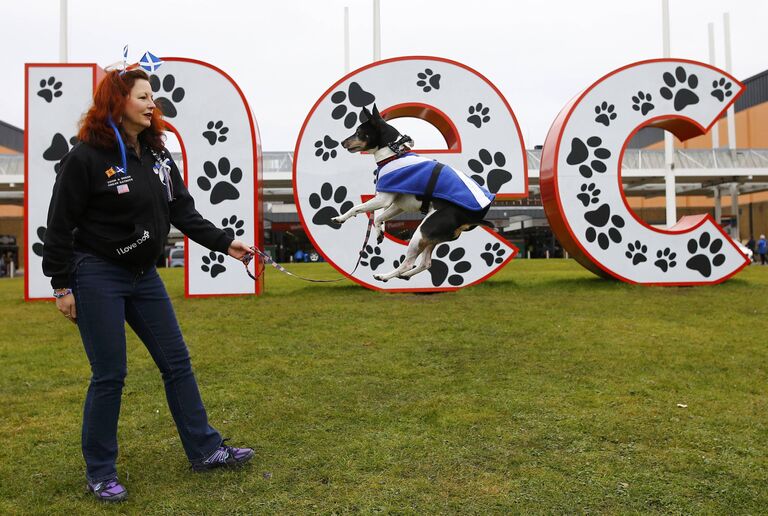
[{"x1": 376, "y1": 153, "x2": 495, "y2": 212}]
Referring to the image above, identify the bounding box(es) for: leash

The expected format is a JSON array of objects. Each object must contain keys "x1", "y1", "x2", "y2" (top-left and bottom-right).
[{"x1": 241, "y1": 215, "x2": 374, "y2": 282}]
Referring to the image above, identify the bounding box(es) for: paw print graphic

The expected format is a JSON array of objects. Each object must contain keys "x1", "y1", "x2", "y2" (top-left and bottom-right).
[
  {"x1": 314, "y1": 135, "x2": 339, "y2": 161},
  {"x1": 201, "y1": 252, "x2": 226, "y2": 278},
  {"x1": 594, "y1": 102, "x2": 617, "y2": 126},
  {"x1": 32, "y1": 226, "x2": 46, "y2": 257},
  {"x1": 197, "y1": 157, "x2": 242, "y2": 205},
  {"x1": 42, "y1": 133, "x2": 78, "y2": 173},
  {"x1": 467, "y1": 149, "x2": 511, "y2": 194},
  {"x1": 429, "y1": 245, "x2": 472, "y2": 287},
  {"x1": 711, "y1": 78, "x2": 733, "y2": 102},
  {"x1": 416, "y1": 68, "x2": 441, "y2": 92},
  {"x1": 584, "y1": 203, "x2": 625, "y2": 250},
  {"x1": 37, "y1": 77, "x2": 62, "y2": 103},
  {"x1": 660, "y1": 66, "x2": 699, "y2": 112},
  {"x1": 309, "y1": 182, "x2": 354, "y2": 230},
  {"x1": 330, "y1": 82, "x2": 376, "y2": 129},
  {"x1": 221, "y1": 215, "x2": 245, "y2": 238},
  {"x1": 576, "y1": 183, "x2": 601, "y2": 207},
  {"x1": 625, "y1": 240, "x2": 648, "y2": 265},
  {"x1": 480, "y1": 242, "x2": 506, "y2": 266},
  {"x1": 467, "y1": 103, "x2": 490, "y2": 128},
  {"x1": 685, "y1": 232, "x2": 725, "y2": 278},
  {"x1": 202, "y1": 121, "x2": 229, "y2": 145},
  {"x1": 360, "y1": 245, "x2": 385, "y2": 271},
  {"x1": 149, "y1": 74, "x2": 185, "y2": 118},
  {"x1": 566, "y1": 136, "x2": 611, "y2": 179},
  {"x1": 391, "y1": 255, "x2": 411, "y2": 281},
  {"x1": 654, "y1": 247, "x2": 677, "y2": 272},
  {"x1": 631, "y1": 91, "x2": 655, "y2": 116}
]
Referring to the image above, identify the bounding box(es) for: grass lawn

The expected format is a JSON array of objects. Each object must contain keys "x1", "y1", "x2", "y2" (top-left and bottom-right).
[{"x1": 1, "y1": 259, "x2": 767, "y2": 514}]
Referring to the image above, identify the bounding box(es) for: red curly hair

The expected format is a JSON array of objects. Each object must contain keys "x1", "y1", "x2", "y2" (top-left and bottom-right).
[{"x1": 78, "y1": 69, "x2": 166, "y2": 151}]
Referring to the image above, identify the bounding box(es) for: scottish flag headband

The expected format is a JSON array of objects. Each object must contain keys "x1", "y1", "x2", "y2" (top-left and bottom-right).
[{"x1": 104, "y1": 45, "x2": 164, "y2": 74}]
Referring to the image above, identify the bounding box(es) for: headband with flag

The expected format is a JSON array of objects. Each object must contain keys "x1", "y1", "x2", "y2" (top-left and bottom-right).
[
  {"x1": 104, "y1": 46, "x2": 163, "y2": 74},
  {"x1": 138, "y1": 52, "x2": 163, "y2": 72}
]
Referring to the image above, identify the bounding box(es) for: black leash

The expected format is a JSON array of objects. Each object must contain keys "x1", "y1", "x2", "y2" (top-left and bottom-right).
[{"x1": 241, "y1": 215, "x2": 374, "y2": 282}]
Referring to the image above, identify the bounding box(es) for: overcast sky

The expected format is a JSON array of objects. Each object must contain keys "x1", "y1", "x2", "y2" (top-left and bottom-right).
[{"x1": 2, "y1": 0, "x2": 766, "y2": 151}]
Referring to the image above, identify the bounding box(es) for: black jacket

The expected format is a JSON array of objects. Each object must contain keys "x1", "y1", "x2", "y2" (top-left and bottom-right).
[{"x1": 42, "y1": 141, "x2": 233, "y2": 289}]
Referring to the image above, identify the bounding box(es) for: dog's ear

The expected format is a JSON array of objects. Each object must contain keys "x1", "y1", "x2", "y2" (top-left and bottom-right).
[
  {"x1": 360, "y1": 106, "x2": 372, "y2": 123},
  {"x1": 372, "y1": 104, "x2": 381, "y2": 120}
]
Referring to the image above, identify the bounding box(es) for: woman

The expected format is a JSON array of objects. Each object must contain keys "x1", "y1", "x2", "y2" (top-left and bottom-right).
[{"x1": 42, "y1": 69, "x2": 255, "y2": 502}]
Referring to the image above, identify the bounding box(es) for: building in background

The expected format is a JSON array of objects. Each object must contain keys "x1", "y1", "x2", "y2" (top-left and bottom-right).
[{"x1": 0, "y1": 121, "x2": 23, "y2": 274}]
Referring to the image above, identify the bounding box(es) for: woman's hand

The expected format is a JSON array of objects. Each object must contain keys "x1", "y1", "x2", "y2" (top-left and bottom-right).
[
  {"x1": 55, "y1": 293, "x2": 77, "y2": 324},
  {"x1": 227, "y1": 240, "x2": 255, "y2": 261}
]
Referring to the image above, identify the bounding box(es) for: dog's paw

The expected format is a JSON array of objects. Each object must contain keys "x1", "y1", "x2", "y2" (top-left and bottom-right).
[
  {"x1": 373, "y1": 274, "x2": 388, "y2": 283},
  {"x1": 331, "y1": 216, "x2": 344, "y2": 224}
]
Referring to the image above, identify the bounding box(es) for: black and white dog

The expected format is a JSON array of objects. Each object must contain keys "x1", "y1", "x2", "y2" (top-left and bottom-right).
[{"x1": 332, "y1": 105, "x2": 496, "y2": 282}]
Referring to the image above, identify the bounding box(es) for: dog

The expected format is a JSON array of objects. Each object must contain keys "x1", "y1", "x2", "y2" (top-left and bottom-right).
[{"x1": 332, "y1": 105, "x2": 496, "y2": 282}]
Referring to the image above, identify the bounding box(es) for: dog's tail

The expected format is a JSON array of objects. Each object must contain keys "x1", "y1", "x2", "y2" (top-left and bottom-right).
[
  {"x1": 462, "y1": 220, "x2": 495, "y2": 232},
  {"x1": 477, "y1": 220, "x2": 495, "y2": 229}
]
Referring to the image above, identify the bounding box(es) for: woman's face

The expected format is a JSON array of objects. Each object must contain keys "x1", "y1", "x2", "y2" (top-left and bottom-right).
[{"x1": 122, "y1": 79, "x2": 155, "y2": 134}]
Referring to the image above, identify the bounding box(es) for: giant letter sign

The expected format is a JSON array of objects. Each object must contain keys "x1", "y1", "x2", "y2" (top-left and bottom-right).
[
  {"x1": 294, "y1": 56, "x2": 526, "y2": 292},
  {"x1": 24, "y1": 58, "x2": 262, "y2": 300},
  {"x1": 541, "y1": 59, "x2": 750, "y2": 285}
]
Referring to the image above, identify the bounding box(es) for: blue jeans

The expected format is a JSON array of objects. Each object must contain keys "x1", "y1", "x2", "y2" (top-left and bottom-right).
[{"x1": 72, "y1": 253, "x2": 221, "y2": 482}]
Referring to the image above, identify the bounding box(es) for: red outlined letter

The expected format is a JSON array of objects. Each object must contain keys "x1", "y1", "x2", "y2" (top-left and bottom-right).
[{"x1": 541, "y1": 59, "x2": 749, "y2": 285}]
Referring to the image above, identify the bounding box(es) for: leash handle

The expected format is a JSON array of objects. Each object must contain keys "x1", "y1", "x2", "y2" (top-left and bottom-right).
[{"x1": 241, "y1": 216, "x2": 374, "y2": 283}]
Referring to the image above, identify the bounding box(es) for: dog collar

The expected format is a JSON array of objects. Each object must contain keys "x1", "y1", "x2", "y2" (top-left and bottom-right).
[
  {"x1": 386, "y1": 134, "x2": 414, "y2": 156},
  {"x1": 376, "y1": 154, "x2": 403, "y2": 167}
]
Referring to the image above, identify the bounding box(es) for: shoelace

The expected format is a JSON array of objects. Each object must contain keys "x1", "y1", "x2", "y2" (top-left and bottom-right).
[
  {"x1": 204, "y1": 439, "x2": 234, "y2": 464},
  {"x1": 220, "y1": 438, "x2": 240, "y2": 458},
  {"x1": 93, "y1": 478, "x2": 121, "y2": 493}
]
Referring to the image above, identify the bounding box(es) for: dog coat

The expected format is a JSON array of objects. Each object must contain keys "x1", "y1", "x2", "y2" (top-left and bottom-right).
[{"x1": 376, "y1": 153, "x2": 495, "y2": 212}]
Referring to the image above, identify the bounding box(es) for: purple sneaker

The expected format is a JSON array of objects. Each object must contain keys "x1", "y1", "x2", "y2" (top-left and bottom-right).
[
  {"x1": 86, "y1": 477, "x2": 127, "y2": 502},
  {"x1": 192, "y1": 439, "x2": 254, "y2": 472}
]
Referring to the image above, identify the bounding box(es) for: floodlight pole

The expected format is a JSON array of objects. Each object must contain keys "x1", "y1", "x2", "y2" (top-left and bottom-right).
[
  {"x1": 723, "y1": 12, "x2": 739, "y2": 240},
  {"x1": 59, "y1": 0, "x2": 68, "y2": 63},
  {"x1": 662, "y1": 0, "x2": 676, "y2": 229},
  {"x1": 723, "y1": 13, "x2": 736, "y2": 152},
  {"x1": 708, "y1": 22, "x2": 719, "y2": 148},
  {"x1": 344, "y1": 7, "x2": 350, "y2": 73},
  {"x1": 373, "y1": 0, "x2": 381, "y2": 61}
]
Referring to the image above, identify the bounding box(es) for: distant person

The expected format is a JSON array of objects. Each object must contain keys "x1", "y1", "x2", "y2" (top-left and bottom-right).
[
  {"x1": 42, "y1": 68, "x2": 255, "y2": 503},
  {"x1": 0, "y1": 256, "x2": 5, "y2": 277},
  {"x1": 758, "y1": 234, "x2": 767, "y2": 265},
  {"x1": 746, "y1": 236, "x2": 756, "y2": 262},
  {"x1": 3, "y1": 252, "x2": 13, "y2": 275}
]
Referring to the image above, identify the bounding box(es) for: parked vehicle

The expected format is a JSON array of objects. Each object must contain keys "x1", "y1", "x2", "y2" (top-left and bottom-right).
[{"x1": 169, "y1": 247, "x2": 185, "y2": 267}]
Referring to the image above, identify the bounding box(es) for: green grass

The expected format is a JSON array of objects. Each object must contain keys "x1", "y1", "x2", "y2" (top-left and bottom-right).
[{"x1": 1, "y1": 259, "x2": 767, "y2": 514}]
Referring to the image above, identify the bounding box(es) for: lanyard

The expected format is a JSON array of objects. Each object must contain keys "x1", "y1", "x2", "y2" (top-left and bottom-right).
[{"x1": 107, "y1": 116, "x2": 128, "y2": 176}]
